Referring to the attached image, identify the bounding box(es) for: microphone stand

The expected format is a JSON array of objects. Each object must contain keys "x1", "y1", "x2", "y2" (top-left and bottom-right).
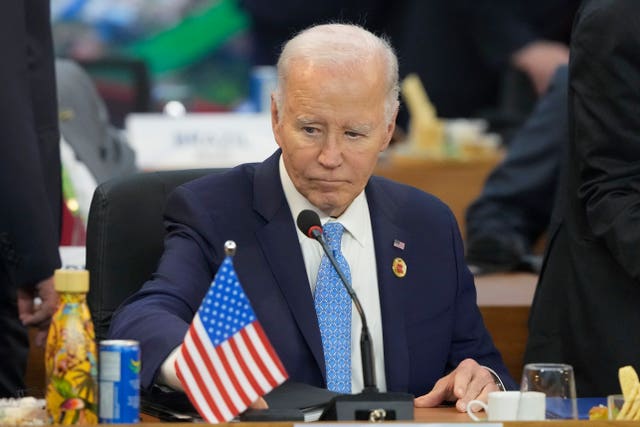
[{"x1": 312, "y1": 231, "x2": 414, "y2": 421}]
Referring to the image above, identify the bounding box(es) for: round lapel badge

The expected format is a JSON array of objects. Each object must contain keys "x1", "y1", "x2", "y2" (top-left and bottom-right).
[{"x1": 392, "y1": 257, "x2": 407, "y2": 278}]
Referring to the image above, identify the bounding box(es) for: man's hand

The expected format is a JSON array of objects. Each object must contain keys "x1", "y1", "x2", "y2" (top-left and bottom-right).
[
  {"x1": 511, "y1": 40, "x2": 569, "y2": 95},
  {"x1": 414, "y1": 359, "x2": 500, "y2": 412},
  {"x1": 248, "y1": 396, "x2": 268, "y2": 410},
  {"x1": 17, "y1": 276, "x2": 59, "y2": 347}
]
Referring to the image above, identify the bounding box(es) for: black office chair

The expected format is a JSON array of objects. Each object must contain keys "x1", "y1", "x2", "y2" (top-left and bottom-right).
[{"x1": 86, "y1": 169, "x2": 226, "y2": 341}]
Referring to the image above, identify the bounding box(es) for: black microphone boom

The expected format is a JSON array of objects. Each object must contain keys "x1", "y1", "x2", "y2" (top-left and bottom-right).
[
  {"x1": 296, "y1": 210, "x2": 413, "y2": 421},
  {"x1": 297, "y1": 210, "x2": 376, "y2": 391}
]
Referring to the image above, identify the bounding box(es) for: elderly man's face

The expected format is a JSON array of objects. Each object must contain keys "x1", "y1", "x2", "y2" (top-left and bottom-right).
[{"x1": 271, "y1": 60, "x2": 396, "y2": 217}]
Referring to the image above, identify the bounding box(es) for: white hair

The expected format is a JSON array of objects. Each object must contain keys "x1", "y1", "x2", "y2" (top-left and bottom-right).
[{"x1": 274, "y1": 23, "x2": 399, "y2": 123}]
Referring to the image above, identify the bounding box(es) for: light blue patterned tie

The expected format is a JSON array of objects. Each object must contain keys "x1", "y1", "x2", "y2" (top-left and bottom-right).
[{"x1": 314, "y1": 222, "x2": 351, "y2": 393}]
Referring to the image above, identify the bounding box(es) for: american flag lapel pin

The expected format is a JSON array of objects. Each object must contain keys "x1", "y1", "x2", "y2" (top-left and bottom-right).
[{"x1": 393, "y1": 239, "x2": 405, "y2": 250}]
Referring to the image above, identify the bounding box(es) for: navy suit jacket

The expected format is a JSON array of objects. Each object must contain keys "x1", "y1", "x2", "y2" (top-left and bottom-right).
[
  {"x1": 0, "y1": 1, "x2": 60, "y2": 289},
  {"x1": 109, "y1": 151, "x2": 514, "y2": 394}
]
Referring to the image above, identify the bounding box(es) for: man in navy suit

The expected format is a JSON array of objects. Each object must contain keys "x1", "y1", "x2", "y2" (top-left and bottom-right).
[{"x1": 110, "y1": 23, "x2": 514, "y2": 412}]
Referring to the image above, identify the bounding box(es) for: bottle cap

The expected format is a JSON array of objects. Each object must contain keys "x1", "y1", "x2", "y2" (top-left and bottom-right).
[{"x1": 54, "y1": 268, "x2": 89, "y2": 293}]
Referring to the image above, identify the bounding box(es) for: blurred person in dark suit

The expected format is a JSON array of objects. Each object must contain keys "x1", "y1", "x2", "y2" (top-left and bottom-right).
[
  {"x1": 240, "y1": 0, "x2": 394, "y2": 66},
  {"x1": 241, "y1": 0, "x2": 579, "y2": 121},
  {"x1": 390, "y1": 0, "x2": 578, "y2": 121},
  {"x1": 464, "y1": 66, "x2": 568, "y2": 274},
  {"x1": 525, "y1": 0, "x2": 640, "y2": 396},
  {"x1": 0, "y1": 0, "x2": 61, "y2": 397}
]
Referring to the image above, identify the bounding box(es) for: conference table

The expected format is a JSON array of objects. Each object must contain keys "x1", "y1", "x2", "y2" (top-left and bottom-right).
[
  {"x1": 137, "y1": 406, "x2": 473, "y2": 422},
  {"x1": 139, "y1": 406, "x2": 599, "y2": 425}
]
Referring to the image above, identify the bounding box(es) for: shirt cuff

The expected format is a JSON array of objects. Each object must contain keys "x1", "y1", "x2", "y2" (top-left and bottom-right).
[
  {"x1": 481, "y1": 365, "x2": 507, "y2": 391},
  {"x1": 157, "y1": 346, "x2": 183, "y2": 391}
]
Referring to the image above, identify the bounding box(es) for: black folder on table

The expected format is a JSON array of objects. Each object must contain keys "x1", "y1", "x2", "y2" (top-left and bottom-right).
[{"x1": 141, "y1": 381, "x2": 339, "y2": 422}]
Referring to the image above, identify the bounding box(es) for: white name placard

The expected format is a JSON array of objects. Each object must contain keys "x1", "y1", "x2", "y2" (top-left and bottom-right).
[{"x1": 126, "y1": 113, "x2": 277, "y2": 170}]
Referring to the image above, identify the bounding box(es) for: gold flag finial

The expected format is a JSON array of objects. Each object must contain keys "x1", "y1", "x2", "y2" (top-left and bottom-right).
[{"x1": 224, "y1": 240, "x2": 237, "y2": 256}]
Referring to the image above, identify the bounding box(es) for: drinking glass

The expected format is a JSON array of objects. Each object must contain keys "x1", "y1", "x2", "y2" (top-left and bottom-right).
[
  {"x1": 607, "y1": 394, "x2": 625, "y2": 420},
  {"x1": 519, "y1": 363, "x2": 577, "y2": 419}
]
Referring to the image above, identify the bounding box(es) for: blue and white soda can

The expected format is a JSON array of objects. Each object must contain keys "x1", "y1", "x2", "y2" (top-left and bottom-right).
[
  {"x1": 99, "y1": 340, "x2": 141, "y2": 423},
  {"x1": 249, "y1": 65, "x2": 277, "y2": 113}
]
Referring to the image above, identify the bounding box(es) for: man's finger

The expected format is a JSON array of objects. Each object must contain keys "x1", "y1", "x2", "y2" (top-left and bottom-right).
[
  {"x1": 17, "y1": 288, "x2": 35, "y2": 323},
  {"x1": 451, "y1": 360, "x2": 475, "y2": 397},
  {"x1": 414, "y1": 376, "x2": 453, "y2": 408},
  {"x1": 249, "y1": 396, "x2": 268, "y2": 410},
  {"x1": 22, "y1": 309, "x2": 49, "y2": 327},
  {"x1": 458, "y1": 377, "x2": 498, "y2": 412},
  {"x1": 34, "y1": 329, "x2": 49, "y2": 347},
  {"x1": 455, "y1": 364, "x2": 498, "y2": 411},
  {"x1": 414, "y1": 390, "x2": 443, "y2": 408}
]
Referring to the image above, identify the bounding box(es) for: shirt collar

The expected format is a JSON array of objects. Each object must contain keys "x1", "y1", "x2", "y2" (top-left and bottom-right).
[{"x1": 279, "y1": 155, "x2": 368, "y2": 247}]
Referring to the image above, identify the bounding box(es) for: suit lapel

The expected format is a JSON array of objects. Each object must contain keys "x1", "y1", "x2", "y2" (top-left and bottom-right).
[
  {"x1": 366, "y1": 179, "x2": 410, "y2": 392},
  {"x1": 253, "y1": 152, "x2": 326, "y2": 380},
  {"x1": 250, "y1": 156, "x2": 412, "y2": 389}
]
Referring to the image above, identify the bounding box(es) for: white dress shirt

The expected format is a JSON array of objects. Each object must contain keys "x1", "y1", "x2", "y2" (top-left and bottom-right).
[{"x1": 279, "y1": 157, "x2": 387, "y2": 393}]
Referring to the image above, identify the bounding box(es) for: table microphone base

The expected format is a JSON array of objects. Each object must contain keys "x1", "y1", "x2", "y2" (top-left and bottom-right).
[{"x1": 320, "y1": 391, "x2": 414, "y2": 421}]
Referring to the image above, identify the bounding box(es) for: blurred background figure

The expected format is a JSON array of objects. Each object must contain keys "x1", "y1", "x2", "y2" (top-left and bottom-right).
[
  {"x1": 240, "y1": 0, "x2": 393, "y2": 65},
  {"x1": 388, "y1": 0, "x2": 577, "y2": 126},
  {"x1": 56, "y1": 58, "x2": 137, "y2": 245},
  {"x1": 241, "y1": 0, "x2": 578, "y2": 134},
  {"x1": 464, "y1": 66, "x2": 568, "y2": 274},
  {"x1": 525, "y1": 0, "x2": 640, "y2": 397},
  {"x1": 51, "y1": 0, "x2": 252, "y2": 122},
  {"x1": 0, "y1": 0, "x2": 61, "y2": 397},
  {"x1": 50, "y1": 0, "x2": 579, "y2": 139}
]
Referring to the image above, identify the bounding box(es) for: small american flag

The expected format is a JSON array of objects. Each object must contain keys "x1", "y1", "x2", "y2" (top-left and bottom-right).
[{"x1": 175, "y1": 255, "x2": 288, "y2": 423}]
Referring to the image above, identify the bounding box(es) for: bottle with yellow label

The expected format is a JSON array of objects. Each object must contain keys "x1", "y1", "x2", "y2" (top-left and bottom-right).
[{"x1": 45, "y1": 269, "x2": 98, "y2": 424}]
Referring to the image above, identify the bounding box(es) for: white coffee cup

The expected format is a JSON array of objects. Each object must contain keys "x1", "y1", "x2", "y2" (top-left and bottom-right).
[{"x1": 467, "y1": 391, "x2": 546, "y2": 421}]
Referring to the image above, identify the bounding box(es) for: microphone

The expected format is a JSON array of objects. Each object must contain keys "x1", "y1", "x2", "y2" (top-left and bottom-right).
[
  {"x1": 296, "y1": 209, "x2": 377, "y2": 392},
  {"x1": 296, "y1": 210, "x2": 413, "y2": 421}
]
